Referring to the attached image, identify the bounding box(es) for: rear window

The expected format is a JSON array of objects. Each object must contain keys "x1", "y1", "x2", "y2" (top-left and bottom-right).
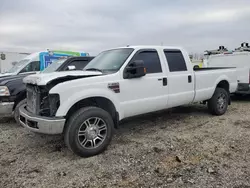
[{"x1": 164, "y1": 50, "x2": 187, "y2": 72}]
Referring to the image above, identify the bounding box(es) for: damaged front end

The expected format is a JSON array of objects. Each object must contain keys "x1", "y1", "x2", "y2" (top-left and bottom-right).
[
  {"x1": 26, "y1": 84, "x2": 60, "y2": 117},
  {"x1": 19, "y1": 72, "x2": 104, "y2": 134},
  {"x1": 25, "y1": 73, "x2": 103, "y2": 117}
]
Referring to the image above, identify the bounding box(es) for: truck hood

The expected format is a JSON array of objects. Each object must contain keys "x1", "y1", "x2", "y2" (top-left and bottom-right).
[
  {"x1": 0, "y1": 72, "x2": 16, "y2": 78},
  {"x1": 23, "y1": 71, "x2": 103, "y2": 85},
  {"x1": 0, "y1": 72, "x2": 37, "y2": 85}
]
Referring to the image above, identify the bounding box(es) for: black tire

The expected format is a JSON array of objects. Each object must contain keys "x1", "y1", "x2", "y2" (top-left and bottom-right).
[
  {"x1": 208, "y1": 88, "x2": 229, "y2": 115},
  {"x1": 64, "y1": 106, "x2": 114, "y2": 157},
  {"x1": 14, "y1": 99, "x2": 27, "y2": 124}
]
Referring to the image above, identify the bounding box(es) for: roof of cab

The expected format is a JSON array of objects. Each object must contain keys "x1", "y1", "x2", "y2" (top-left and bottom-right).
[{"x1": 113, "y1": 45, "x2": 183, "y2": 51}]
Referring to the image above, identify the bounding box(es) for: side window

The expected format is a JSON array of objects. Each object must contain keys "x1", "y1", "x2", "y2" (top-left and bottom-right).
[
  {"x1": 20, "y1": 61, "x2": 40, "y2": 73},
  {"x1": 164, "y1": 50, "x2": 187, "y2": 72},
  {"x1": 132, "y1": 50, "x2": 162, "y2": 74},
  {"x1": 67, "y1": 60, "x2": 89, "y2": 70}
]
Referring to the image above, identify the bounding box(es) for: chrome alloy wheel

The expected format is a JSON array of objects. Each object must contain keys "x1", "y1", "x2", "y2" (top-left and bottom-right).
[
  {"x1": 217, "y1": 93, "x2": 227, "y2": 110},
  {"x1": 77, "y1": 117, "x2": 107, "y2": 149}
]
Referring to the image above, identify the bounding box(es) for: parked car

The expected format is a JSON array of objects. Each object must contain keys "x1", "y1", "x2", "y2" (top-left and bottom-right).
[
  {"x1": 203, "y1": 43, "x2": 250, "y2": 95},
  {"x1": 0, "y1": 50, "x2": 88, "y2": 77},
  {"x1": 0, "y1": 56, "x2": 94, "y2": 123},
  {"x1": 20, "y1": 45, "x2": 239, "y2": 157}
]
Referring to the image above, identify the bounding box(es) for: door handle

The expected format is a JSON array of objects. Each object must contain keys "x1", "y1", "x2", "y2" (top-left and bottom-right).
[
  {"x1": 188, "y1": 75, "x2": 192, "y2": 83},
  {"x1": 163, "y1": 77, "x2": 167, "y2": 86},
  {"x1": 158, "y1": 78, "x2": 167, "y2": 86}
]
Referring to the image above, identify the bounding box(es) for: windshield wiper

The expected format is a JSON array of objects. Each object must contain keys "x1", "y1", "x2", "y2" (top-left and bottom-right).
[{"x1": 85, "y1": 68, "x2": 103, "y2": 72}]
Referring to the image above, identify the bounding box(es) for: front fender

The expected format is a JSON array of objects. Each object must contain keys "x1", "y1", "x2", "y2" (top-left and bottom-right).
[{"x1": 54, "y1": 88, "x2": 122, "y2": 119}]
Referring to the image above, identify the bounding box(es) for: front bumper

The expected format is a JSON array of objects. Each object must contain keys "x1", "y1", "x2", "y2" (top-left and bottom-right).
[
  {"x1": 0, "y1": 102, "x2": 14, "y2": 115},
  {"x1": 19, "y1": 104, "x2": 65, "y2": 134}
]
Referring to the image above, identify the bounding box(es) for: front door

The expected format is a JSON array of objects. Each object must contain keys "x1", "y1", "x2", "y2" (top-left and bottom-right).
[{"x1": 119, "y1": 49, "x2": 168, "y2": 118}]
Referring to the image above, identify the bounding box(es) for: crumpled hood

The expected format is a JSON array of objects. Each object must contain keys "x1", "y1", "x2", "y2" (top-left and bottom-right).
[{"x1": 23, "y1": 71, "x2": 103, "y2": 85}]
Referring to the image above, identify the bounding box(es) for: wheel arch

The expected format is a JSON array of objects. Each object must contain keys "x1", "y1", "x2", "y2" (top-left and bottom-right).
[
  {"x1": 64, "y1": 96, "x2": 119, "y2": 129},
  {"x1": 13, "y1": 90, "x2": 26, "y2": 110},
  {"x1": 216, "y1": 80, "x2": 229, "y2": 92}
]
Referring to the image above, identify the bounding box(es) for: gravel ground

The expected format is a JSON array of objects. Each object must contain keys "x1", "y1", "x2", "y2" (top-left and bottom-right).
[{"x1": 1, "y1": 96, "x2": 250, "y2": 188}]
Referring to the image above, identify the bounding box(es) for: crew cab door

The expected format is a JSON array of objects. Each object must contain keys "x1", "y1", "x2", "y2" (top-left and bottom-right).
[
  {"x1": 119, "y1": 49, "x2": 168, "y2": 118},
  {"x1": 163, "y1": 49, "x2": 195, "y2": 107}
]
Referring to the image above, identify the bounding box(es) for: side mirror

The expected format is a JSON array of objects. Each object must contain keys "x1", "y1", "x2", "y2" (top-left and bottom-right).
[
  {"x1": 67, "y1": 65, "x2": 76, "y2": 71},
  {"x1": 124, "y1": 60, "x2": 146, "y2": 79},
  {"x1": 193, "y1": 65, "x2": 200, "y2": 70}
]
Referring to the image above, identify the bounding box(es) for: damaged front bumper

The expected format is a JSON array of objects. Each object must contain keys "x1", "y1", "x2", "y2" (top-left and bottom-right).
[{"x1": 19, "y1": 104, "x2": 65, "y2": 134}]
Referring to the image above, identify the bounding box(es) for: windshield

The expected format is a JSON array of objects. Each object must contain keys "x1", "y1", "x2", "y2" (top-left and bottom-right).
[
  {"x1": 5, "y1": 59, "x2": 30, "y2": 73},
  {"x1": 42, "y1": 58, "x2": 67, "y2": 73},
  {"x1": 84, "y1": 48, "x2": 134, "y2": 72}
]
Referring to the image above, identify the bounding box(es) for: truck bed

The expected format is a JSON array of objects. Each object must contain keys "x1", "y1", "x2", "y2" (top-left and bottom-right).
[{"x1": 193, "y1": 67, "x2": 238, "y2": 102}]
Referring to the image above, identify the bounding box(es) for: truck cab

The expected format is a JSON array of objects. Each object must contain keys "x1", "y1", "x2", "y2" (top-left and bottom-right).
[{"x1": 19, "y1": 45, "x2": 238, "y2": 157}]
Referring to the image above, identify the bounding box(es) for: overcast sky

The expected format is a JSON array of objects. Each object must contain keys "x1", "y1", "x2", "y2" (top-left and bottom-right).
[{"x1": 0, "y1": 0, "x2": 250, "y2": 55}]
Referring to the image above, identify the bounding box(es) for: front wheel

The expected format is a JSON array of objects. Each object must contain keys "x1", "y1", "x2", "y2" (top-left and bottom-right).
[
  {"x1": 208, "y1": 88, "x2": 229, "y2": 115},
  {"x1": 64, "y1": 107, "x2": 114, "y2": 157}
]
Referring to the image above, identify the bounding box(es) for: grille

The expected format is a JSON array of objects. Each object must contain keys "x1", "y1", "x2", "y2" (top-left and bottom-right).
[
  {"x1": 26, "y1": 84, "x2": 59, "y2": 116},
  {"x1": 26, "y1": 84, "x2": 40, "y2": 114}
]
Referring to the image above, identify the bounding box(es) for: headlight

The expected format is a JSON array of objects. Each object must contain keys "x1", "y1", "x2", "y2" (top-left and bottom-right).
[{"x1": 0, "y1": 86, "x2": 10, "y2": 96}]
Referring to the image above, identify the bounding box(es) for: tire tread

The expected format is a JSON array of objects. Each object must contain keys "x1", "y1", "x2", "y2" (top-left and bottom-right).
[{"x1": 64, "y1": 106, "x2": 114, "y2": 157}]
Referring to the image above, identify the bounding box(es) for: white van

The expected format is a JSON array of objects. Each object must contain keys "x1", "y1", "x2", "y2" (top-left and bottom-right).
[
  {"x1": 203, "y1": 43, "x2": 250, "y2": 95},
  {"x1": 0, "y1": 52, "x2": 30, "y2": 73},
  {"x1": 0, "y1": 50, "x2": 88, "y2": 77}
]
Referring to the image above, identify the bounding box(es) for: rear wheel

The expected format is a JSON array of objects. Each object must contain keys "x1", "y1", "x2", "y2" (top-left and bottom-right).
[
  {"x1": 208, "y1": 88, "x2": 229, "y2": 115},
  {"x1": 64, "y1": 107, "x2": 114, "y2": 157},
  {"x1": 14, "y1": 99, "x2": 26, "y2": 124}
]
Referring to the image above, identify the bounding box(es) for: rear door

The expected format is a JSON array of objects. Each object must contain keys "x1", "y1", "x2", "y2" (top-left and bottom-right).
[
  {"x1": 164, "y1": 49, "x2": 195, "y2": 107},
  {"x1": 120, "y1": 49, "x2": 169, "y2": 118}
]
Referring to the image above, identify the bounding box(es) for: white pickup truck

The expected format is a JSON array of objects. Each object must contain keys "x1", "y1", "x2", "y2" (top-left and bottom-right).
[{"x1": 19, "y1": 46, "x2": 238, "y2": 157}]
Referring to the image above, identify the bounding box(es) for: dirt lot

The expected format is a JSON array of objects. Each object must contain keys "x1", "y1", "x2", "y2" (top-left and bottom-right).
[{"x1": 1, "y1": 96, "x2": 250, "y2": 188}]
